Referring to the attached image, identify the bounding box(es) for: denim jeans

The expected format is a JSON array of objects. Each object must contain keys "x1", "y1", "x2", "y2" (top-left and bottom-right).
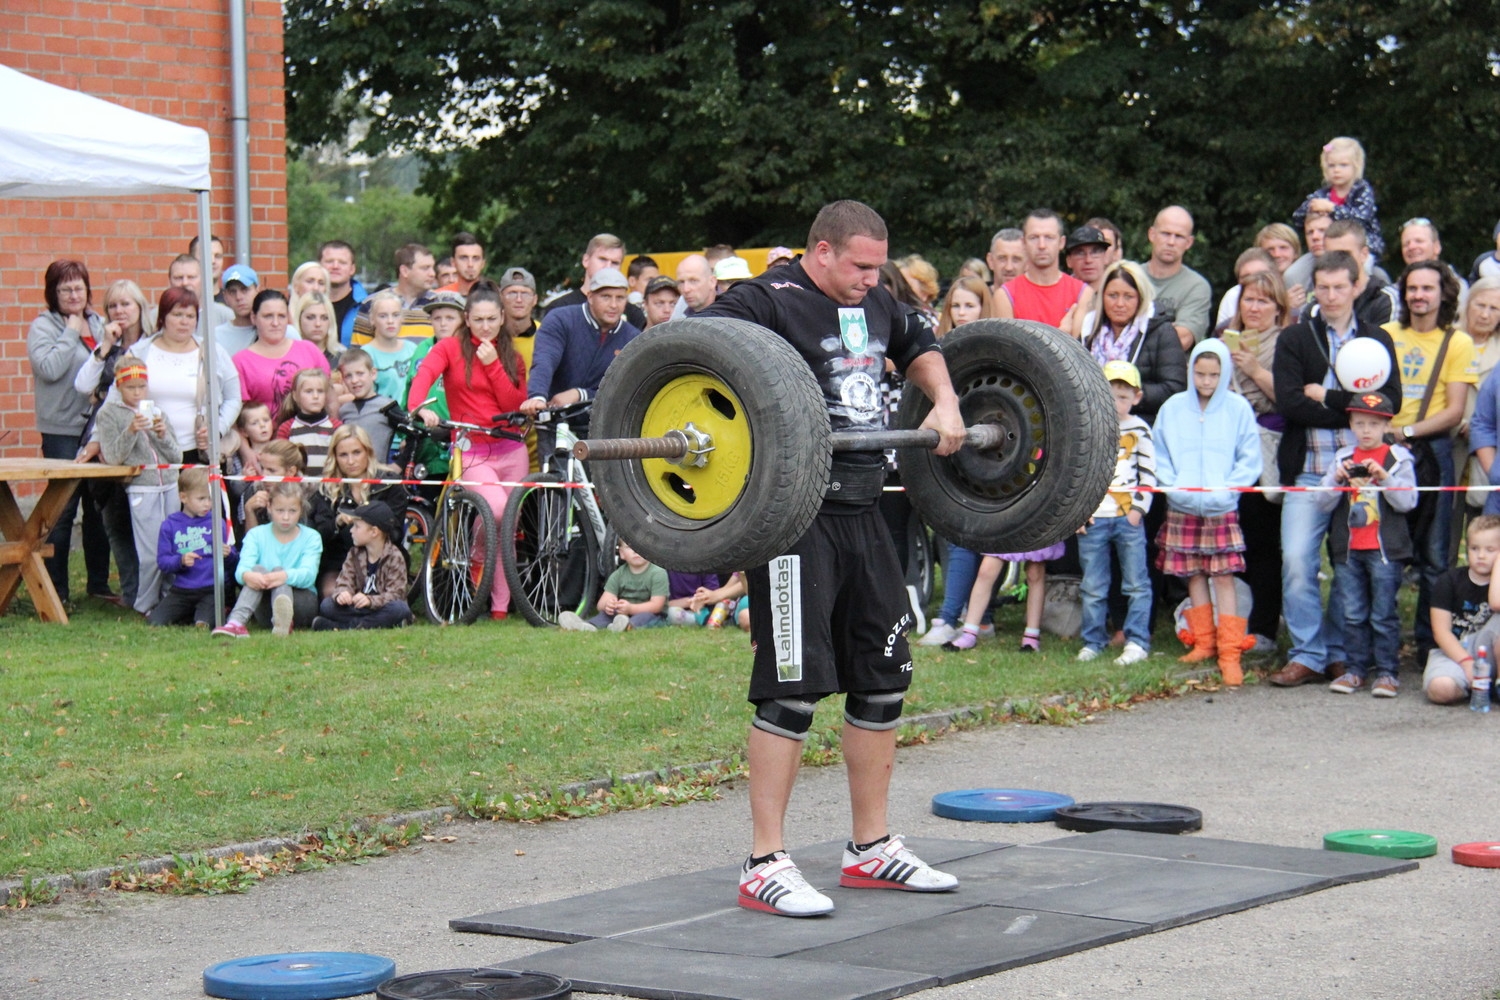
[
  {"x1": 938, "y1": 544, "x2": 990, "y2": 624},
  {"x1": 1412, "y1": 434, "x2": 1455, "y2": 656},
  {"x1": 1337, "y1": 549, "x2": 1404, "y2": 677},
  {"x1": 1280, "y1": 471, "x2": 1345, "y2": 672},
  {"x1": 1078, "y1": 516, "x2": 1151, "y2": 650}
]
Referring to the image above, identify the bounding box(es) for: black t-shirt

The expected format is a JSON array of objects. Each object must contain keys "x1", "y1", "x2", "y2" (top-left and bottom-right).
[
  {"x1": 543, "y1": 289, "x2": 646, "y2": 330},
  {"x1": 703, "y1": 260, "x2": 936, "y2": 441},
  {"x1": 1432, "y1": 566, "x2": 1494, "y2": 641},
  {"x1": 332, "y1": 289, "x2": 358, "y2": 334}
]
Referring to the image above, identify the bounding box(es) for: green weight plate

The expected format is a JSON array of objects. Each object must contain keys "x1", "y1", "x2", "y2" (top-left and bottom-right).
[{"x1": 1323, "y1": 829, "x2": 1437, "y2": 859}]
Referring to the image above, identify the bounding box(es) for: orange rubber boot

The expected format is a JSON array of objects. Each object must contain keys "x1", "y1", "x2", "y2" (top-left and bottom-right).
[
  {"x1": 1217, "y1": 614, "x2": 1248, "y2": 686},
  {"x1": 1177, "y1": 603, "x2": 1218, "y2": 663}
]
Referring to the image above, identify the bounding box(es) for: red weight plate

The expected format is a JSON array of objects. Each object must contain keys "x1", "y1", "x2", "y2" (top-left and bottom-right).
[{"x1": 1452, "y1": 842, "x2": 1500, "y2": 868}]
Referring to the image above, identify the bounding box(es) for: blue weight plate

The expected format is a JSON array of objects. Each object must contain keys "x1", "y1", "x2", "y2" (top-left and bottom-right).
[
  {"x1": 204, "y1": 952, "x2": 397, "y2": 1000},
  {"x1": 931, "y1": 788, "x2": 1075, "y2": 823}
]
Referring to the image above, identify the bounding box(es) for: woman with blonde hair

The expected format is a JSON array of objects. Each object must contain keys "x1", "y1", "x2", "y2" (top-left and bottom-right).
[
  {"x1": 936, "y1": 275, "x2": 994, "y2": 337},
  {"x1": 897, "y1": 254, "x2": 940, "y2": 320},
  {"x1": 290, "y1": 261, "x2": 331, "y2": 299},
  {"x1": 291, "y1": 291, "x2": 340, "y2": 368}
]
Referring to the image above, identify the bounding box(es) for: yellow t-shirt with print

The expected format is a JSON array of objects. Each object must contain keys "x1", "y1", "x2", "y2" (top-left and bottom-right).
[{"x1": 1381, "y1": 323, "x2": 1478, "y2": 428}]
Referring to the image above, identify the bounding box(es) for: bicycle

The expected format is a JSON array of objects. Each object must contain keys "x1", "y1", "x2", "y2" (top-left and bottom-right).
[
  {"x1": 500, "y1": 401, "x2": 615, "y2": 627},
  {"x1": 386, "y1": 401, "x2": 527, "y2": 625}
]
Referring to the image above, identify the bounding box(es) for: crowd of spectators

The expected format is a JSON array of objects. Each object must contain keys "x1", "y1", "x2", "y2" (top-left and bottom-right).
[{"x1": 24, "y1": 134, "x2": 1500, "y2": 700}]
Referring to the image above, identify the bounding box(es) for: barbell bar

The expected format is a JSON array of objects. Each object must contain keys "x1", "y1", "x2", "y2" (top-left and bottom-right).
[{"x1": 574, "y1": 422, "x2": 1009, "y2": 463}]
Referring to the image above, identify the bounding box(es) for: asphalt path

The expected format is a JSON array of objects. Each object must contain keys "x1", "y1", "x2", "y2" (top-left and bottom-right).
[{"x1": 4, "y1": 675, "x2": 1499, "y2": 1000}]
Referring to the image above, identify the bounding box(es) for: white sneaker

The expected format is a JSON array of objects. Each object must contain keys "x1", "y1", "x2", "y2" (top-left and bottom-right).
[
  {"x1": 1115, "y1": 641, "x2": 1149, "y2": 665},
  {"x1": 607, "y1": 613, "x2": 631, "y2": 632},
  {"x1": 738, "y1": 853, "x2": 834, "y2": 917},
  {"x1": 840, "y1": 835, "x2": 958, "y2": 892},
  {"x1": 1076, "y1": 646, "x2": 1100, "y2": 662},
  {"x1": 918, "y1": 621, "x2": 957, "y2": 646},
  {"x1": 557, "y1": 611, "x2": 596, "y2": 632},
  {"x1": 271, "y1": 592, "x2": 293, "y2": 636},
  {"x1": 666, "y1": 606, "x2": 695, "y2": 626}
]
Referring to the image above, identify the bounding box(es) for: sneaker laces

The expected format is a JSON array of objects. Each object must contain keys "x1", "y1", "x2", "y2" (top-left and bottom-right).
[{"x1": 771, "y1": 860, "x2": 814, "y2": 892}]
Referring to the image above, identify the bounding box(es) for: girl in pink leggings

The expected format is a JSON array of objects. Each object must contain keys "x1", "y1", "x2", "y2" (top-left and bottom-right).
[{"x1": 408, "y1": 280, "x2": 530, "y2": 619}]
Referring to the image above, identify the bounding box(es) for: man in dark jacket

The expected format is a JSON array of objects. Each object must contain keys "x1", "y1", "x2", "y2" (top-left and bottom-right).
[{"x1": 1268, "y1": 251, "x2": 1402, "y2": 687}]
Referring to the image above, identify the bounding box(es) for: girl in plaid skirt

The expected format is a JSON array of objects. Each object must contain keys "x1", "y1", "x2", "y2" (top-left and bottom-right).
[{"x1": 1153, "y1": 339, "x2": 1262, "y2": 683}]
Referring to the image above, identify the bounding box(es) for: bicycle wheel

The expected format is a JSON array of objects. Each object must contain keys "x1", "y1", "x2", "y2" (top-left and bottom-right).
[
  {"x1": 423, "y1": 486, "x2": 497, "y2": 626},
  {"x1": 501, "y1": 473, "x2": 602, "y2": 627},
  {"x1": 403, "y1": 501, "x2": 432, "y2": 615}
]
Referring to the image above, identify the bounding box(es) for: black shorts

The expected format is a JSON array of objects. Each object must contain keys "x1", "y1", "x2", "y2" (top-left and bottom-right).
[{"x1": 746, "y1": 504, "x2": 914, "y2": 703}]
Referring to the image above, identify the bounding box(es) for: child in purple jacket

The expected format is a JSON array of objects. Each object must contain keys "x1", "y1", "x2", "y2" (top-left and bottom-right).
[{"x1": 148, "y1": 467, "x2": 236, "y2": 627}]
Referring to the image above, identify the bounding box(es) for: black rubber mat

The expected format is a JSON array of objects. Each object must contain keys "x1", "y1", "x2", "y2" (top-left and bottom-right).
[{"x1": 452, "y1": 832, "x2": 1415, "y2": 1000}]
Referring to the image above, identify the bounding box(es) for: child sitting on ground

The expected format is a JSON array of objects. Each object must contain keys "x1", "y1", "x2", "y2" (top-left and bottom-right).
[
  {"x1": 1076, "y1": 360, "x2": 1156, "y2": 666},
  {"x1": 691, "y1": 570, "x2": 751, "y2": 630},
  {"x1": 96, "y1": 358, "x2": 182, "y2": 615},
  {"x1": 312, "y1": 501, "x2": 411, "y2": 631},
  {"x1": 274, "y1": 368, "x2": 340, "y2": 473},
  {"x1": 1152, "y1": 339, "x2": 1261, "y2": 685},
  {"x1": 664, "y1": 570, "x2": 719, "y2": 625},
  {"x1": 559, "y1": 539, "x2": 668, "y2": 632},
  {"x1": 1313, "y1": 393, "x2": 1417, "y2": 697},
  {"x1": 213, "y1": 482, "x2": 323, "y2": 637},
  {"x1": 336, "y1": 348, "x2": 397, "y2": 463},
  {"x1": 1424, "y1": 515, "x2": 1500, "y2": 705},
  {"x1": 242, "y1": 440, "x2": 315, "y2": 531},
  {"x1": 150, "y1": 467, "x2": 236, "y2": 627}
]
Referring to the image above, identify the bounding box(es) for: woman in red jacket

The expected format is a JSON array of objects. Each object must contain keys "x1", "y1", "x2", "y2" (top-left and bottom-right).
[{"x1": 408, "y1": 280, "x2": 529, "y2": 619}]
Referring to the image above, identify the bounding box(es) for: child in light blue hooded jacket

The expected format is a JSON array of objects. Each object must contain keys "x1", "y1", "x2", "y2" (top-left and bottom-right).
[{"x1": 1152, "y1": 338, "x2": 1262, "y2": 684}]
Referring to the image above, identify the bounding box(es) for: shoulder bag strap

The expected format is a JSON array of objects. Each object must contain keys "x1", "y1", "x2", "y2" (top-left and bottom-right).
[{"x1": 1415, "y1": 330, "x2": 1453, "y2": 425}]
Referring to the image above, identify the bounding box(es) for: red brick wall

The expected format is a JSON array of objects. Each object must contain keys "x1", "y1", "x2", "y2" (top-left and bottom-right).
[{"x1": 0, "y1": 0, "x2": 287, "y2": 461}]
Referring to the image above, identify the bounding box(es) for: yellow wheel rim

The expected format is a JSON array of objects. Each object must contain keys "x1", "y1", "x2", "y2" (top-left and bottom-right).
[{"x1": 639, "y1": 374, "x2": 752, "y2": 519}]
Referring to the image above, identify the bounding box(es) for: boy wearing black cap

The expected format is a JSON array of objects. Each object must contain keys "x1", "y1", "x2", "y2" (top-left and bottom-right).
[
  {"x1": 312, "y1": 501, "x2": 412, "y2": 630},
  {"x1": 1313, "y1": 392, "x2": 1417, "y2": 696}
]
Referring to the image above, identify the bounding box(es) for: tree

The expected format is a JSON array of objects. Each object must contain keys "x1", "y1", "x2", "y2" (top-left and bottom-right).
[
  {"x1": 284, "y1": 1, "x2": 1500, "y2": 288},
  {"x1": 286, "y1": 157, "x2": 446, "y2": 284}
]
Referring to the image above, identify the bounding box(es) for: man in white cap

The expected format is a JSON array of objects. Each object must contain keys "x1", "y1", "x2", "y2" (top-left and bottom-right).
[
  {"x1": 714, "y1": 255, "x2": 754, "y2": 294},
  {"x1": 521, "y1": 267, "x2": 641, "y2": 438}
]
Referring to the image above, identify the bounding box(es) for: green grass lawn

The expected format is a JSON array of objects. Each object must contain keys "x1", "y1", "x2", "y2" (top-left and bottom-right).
[{"x1": 1, "y1": 571, "x2": 1182, "y2": 879}]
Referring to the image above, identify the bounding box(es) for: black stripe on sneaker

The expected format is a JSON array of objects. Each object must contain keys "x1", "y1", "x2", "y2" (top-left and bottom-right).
[{"x1": 763, "y1": 885, "x2": 786, "y2": 906}]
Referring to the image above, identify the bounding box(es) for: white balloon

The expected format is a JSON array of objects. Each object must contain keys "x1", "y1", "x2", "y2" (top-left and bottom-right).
[{"x1": 1334, "y1": 338, "x2": 1392, "y2": 393}]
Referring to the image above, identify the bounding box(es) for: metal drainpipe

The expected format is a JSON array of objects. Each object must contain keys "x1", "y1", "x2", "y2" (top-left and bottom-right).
[{"x1": 229, "y1": 0, "x2": 251, "y2": 272}]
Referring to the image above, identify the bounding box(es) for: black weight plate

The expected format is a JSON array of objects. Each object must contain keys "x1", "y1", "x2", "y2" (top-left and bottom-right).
[
  {"x1": 1053, "y1": 801, "x2": 1203, "y2": 834},
  {"x1": 376, "y1": 968, "x2": 571, "y2": 1000}
]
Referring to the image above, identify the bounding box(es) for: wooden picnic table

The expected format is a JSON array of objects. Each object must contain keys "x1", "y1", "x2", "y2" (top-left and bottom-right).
[{"x1": 0, "y1": 458, "x2": 140, "y2": 623}]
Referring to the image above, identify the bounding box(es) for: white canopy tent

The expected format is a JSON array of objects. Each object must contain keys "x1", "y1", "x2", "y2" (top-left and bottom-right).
[{"x1": 0, "y1": 63, "x2": 229, "y2": 618}]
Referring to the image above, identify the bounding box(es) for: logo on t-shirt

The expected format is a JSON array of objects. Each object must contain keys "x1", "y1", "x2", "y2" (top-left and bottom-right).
[
  {"x1": 837, "y1": 308, "x2": 870, "y2": 355},
  {"x1": 1400, "y1": 345, "x2": 1426, "y2": 391}
]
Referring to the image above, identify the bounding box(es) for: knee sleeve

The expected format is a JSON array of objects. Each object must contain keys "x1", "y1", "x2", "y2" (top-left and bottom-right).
[
  {"x1": 844, "y1": 690, "x2": 904, "y2": 731},
  {"x1": 753, "y1": 697, "x2": 818, "y2": 741}
]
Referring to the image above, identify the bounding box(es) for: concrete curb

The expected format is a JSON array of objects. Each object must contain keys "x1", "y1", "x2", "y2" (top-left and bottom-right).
[{"x1": 0, "y1": 700, "x2": 1004, "y2": 906}]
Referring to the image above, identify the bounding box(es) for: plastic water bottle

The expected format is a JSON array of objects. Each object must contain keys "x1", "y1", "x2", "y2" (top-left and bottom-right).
[
  {"x1": 1471, "y1": 645, "x2": 1492, "y2": 713},
  {"x1": 708, "y1": 600, "x2": 732, "y2": 629}
]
